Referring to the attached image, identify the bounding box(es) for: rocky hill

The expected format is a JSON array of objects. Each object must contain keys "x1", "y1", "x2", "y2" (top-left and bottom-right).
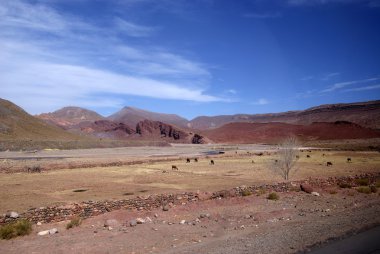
[
  {"x1": 107, "y1": 106, "x2": 189, "y2": 129},
  {"x1": 190, "y1": 100, "x2": 380, "y2": 130},
  {"x1": 202, "y1": 121, "x2": 380, "y2": 144},
  {"x1": 135, "y1": 120, "x2": 209, "y2": 144},
  {"x1": 37, "y1": 107, "x2": 104, "y2": 129}
]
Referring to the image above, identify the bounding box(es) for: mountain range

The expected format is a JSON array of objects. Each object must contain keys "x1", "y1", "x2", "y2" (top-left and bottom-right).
[{"x1": 1, "y1": 97, "x2": 379, "y2": 150}]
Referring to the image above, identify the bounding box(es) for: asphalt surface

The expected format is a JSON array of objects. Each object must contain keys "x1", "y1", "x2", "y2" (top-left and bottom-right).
[{"x1": 309, "y1": 226, "x2": 380, "y2": 254}]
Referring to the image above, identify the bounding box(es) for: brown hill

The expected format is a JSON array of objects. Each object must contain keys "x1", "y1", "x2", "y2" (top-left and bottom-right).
[
  {"x1": 0, "y1": 99, "x2": 87, "y2": 142},
  {"x1": 108, "y1": 106, "x2": 189, "y2": 129},
  {"x1": 190, "y1": 100, "x2": 380, "y2": 130},
  {"x1": 71, "y1": 120, "x2": 136, "y2": 140},
  {"x1": 37, "y1": 106, "x2": 104, "y2": 129},
  {"x1": 202, "y1": 121, "x2": 380, "y2": 144}
]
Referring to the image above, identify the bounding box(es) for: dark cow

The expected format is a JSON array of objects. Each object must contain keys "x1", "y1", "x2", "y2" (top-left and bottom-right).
[
  {"x1": 326, "y1": 161, "x2": 333, "y2": 166},
  {"x1": 194, "y1": 158, "x2": 198, "y2": 162},
  {"x1": 296, "y1": 155, "x2": 300, "y2": 159},
  {"x1": 306, "y1": 155, "x2": 311, "y2": 158},
  {"x1": 210, "y1": 160, "x2": 215, "y2": 165},
  {"x1": 186, "y1": 158, "x2": 190, "y2": 163},
  {"x1": 172, "y1": 165, "x2": 179, "y2": 170},
  {"x1": 347, "y1": 158, "x2": 352, "y2": 163}
]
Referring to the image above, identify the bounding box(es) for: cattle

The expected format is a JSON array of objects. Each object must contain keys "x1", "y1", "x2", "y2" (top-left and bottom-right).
[
  {"x1": 186, "y1": 158, "x2": 190, "y2": 163},
  {"x1": 296, "y1": 155, "x2": 300, "y2": 159},
  {"x1": 172, "y1": 165, "x2": 179, "y2": 170},
  {"x1": 326, "y1": 161, "x2": 333, "y2": 167},
  {"x1": 27, "y1": 165, "x2": 41, "y2": 173},
  {"x1": 306, "y1": 155, "x2": 311, "y2": 158},
  {"x1": 252, "y1": 160, "x2": 255, "y2": 163},
  {"x1": 322, "y1": 153, "x2": 325, "y2": 157},
  {"x1": 347, "y1": 158, "x2": 352, "y2": 163},
  {"x1": 210, "y1": 160, "x2": 215, "y2": 165},
  {"x1": 194, "y1": 158, "x2": 198, "y2": 162}
]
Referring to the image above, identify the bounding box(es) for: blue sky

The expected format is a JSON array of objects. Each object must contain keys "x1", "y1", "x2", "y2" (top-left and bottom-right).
[{"x1": 1, "y1": 0, "x2": 379, "y2": 119}]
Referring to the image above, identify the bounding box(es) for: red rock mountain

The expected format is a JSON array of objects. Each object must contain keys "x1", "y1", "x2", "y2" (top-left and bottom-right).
[
  {"x1": 72, "y1": 120, "x2": 136, "y2": 140},
  {"x1": 135, "y1": 120, "x2": 209, "y2": 144},
  {"x1": 107, "y1": 106, "x2": 189, "y2": 129},
  {"x1": 37, "y1": 107, "x2": 104, "y2": 129},
  {"x1": 202, "y1": 121, "x2": 380, "y2": 144},
  {"x1": 190, "y1": 100, "x2": 380, "y2": 130}
]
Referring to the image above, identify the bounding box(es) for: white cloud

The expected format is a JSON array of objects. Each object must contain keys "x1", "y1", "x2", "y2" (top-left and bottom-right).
[
  {"x1": 0, "y1": 0, "x2": 223, "y2": 114},
  {"x1": 252, "y1": 98, "x2": 269, "y2": 105},
  {"x1": 343, "y1": 84, "x2": 380, "y2": 92},
  {"x1": 114, "y1": 17, "x2": 156, "y2": 37},
  {"x1": 321, "y1": 72, "x2": 340, "y2": 81},
  {"x1": 321, "y1": 77, "x2": 380, "y2": 92},
  {"x1": 226, "y1": 89, "x2": 237, "y2": 94}
]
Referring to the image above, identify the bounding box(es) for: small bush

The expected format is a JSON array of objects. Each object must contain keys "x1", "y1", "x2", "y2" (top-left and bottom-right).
[
  {"x1": 355, "y1": 178, "x2": 369, "y2": 186},
  {"x1": 370, "y1": 186, "x2": 377, "y2": 193},
  {"x1": 356, "y1": 186, "x2": 371, "y2": 194},
  {"x1": 66, "y1": 217, "x2": 82, "y2": 229},
  {"x1": 242, "y1": 189, "x2": 252, "y2": 196},
  {"x1": 329, "y1": 189, "x2": 338, "y2": 194},
  {"x1": 267, "y1": 192, "x2": 279, "y2": 200},
  {"x1": 0, "y1": 219, "x2": 32, "y2": 240},
  {"x1": 256, "y1": 188, "x2": 266, "y2": 196},
  {"x1": 339, "y1": 183, "x2": 351, "y2": 189},
  {"x1": 375, "y1": 180, "x2": 380, "y2": 188}
]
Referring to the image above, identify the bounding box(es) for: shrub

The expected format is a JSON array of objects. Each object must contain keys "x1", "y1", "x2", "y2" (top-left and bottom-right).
[
  {"x1": 329, "y1": 189, "x2": 338, "y2": 194},
  {"x1": 370, "y1": 186, "x2": 377, "y2": 193},
  {"x1": 339, "y1": 182, "x2": 351, "y2": 189},
  {"x1": 375, "y1": 180, "x2": 380, "y2": 188},
  {"x1": 267, "y1": 192, "x2": 279, "y2": 200},
  {"x1": 242, "y1": 189, "x2": 252, "y2": 196},
  {"x1": 0, "y1": 219, "x2": 32, "y2": 240},
  {"x1": 356, "y1": 186, "x2": 371, "y2": 194},
  {"x1": 355, "y1": 178, "x2": 369, "y2": 186},
  {"x1": 66, "y1": 217, "x2": 82, "y2": 229}
]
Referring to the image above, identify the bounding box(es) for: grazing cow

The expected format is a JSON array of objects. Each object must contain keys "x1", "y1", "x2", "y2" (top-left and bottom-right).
[
  {"x1": 186, "y1": 158, "x2": 190, "y2": 163},
  {"x1": 322, "y1": 153, "x2": 325, "y2": 157},
  {"x1": 326, "y1": 161, "x2": 333, "y2": 166},
  {"x1": 27, "y1": 166, "x2": 41, "y2": 173},
  {"x1": 194, "y1": 158, "x2": 198, "y2": 162},
  {"x1": 274, "y1": 159, "x2": 278, "y2": 163},
  {"x1": 347, "y1": 158, "x2": 352, "y2": 163},
  {"x1": 306, "y1": 155, "x2": 311, "y2": 158},
  {"x1": 252, "y1": 160, "x2": 255, "y2": 164},
  {"x1": 210, "y1": 160, "x2": 215, "y2": 165},
  {"x1": 172, "y1": 165, "x2": 179, "y2": 170},
  {"x1": 296, "y1": 155, "x2": 300, "y2": 159}
]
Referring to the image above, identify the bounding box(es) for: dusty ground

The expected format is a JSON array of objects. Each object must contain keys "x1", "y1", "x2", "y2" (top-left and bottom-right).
[{"x1": 0, "y1": 144, "x2": 380, "y2": 253}]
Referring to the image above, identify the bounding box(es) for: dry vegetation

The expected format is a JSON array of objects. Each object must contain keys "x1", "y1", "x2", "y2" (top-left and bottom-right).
[{"x1": 0, "y1": 146, "x2": 379, "y2": 214}]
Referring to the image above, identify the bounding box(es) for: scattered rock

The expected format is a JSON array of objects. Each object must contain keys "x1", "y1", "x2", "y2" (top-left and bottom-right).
[
  {"x1": 37, "y1": 222, "x2": 42, "y2": 226},
  {"x1": 129, "y1": 219, "x2": 137, "y2": 227},
  {"x1": 179, "y1": 220, "x2": 186, "y2": 225},
  {"x1": 7, "y1": 211, "x2": 19, "y2": 219},
  {"x1": 37, "y1": 230, "x2": 50, "y2": 236},
  {"x1": 199, "y1": 213, "x2": 210, "y2": 219},
  {"x1": 136, "y1": 218, "x2": 145, "y2": 224},
  {"x1": 311, "y1": 192, "x2": 320, "y2": 196},
  {"x1": 49, "y1": 228, "x2": 58, "y2": 234},
  {"x1": 104, "y1": 219, "x2": 119, "y2": 227},
  {"x1": 300, "y1": 184, "x2": 313, "y2": 194},
  {"x1": 163, "y1": 205, "x2": 169, "y2": 211}
]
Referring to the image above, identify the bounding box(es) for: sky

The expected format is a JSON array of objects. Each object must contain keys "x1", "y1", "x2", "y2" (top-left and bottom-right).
[{"x1": 1, "y1": 0, "x2": 379, "y2": 120}]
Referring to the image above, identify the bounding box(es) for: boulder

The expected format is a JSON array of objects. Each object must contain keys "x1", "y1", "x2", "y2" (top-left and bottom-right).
[
  {"x1": 37, "y1": 230, "x2": 50, "y2": 236},
  {"x1": 49, "y1": 228, "x2": 58, "y2": 234},
  {"x1": 104, "y1": 219, "x2": 119, "y2": 227},
  {"x1": 136, "y1": 218, "x2": 145, "y2": 224},
  {"x1": 7, "y1": 211, "x2": 19, "y2": 219},
  {"x1": 129, "y1": 219, "x2": 137, "y2": 227},
  {"x1": 300, "y1": 184, "x2": 313, "y2": 194}
]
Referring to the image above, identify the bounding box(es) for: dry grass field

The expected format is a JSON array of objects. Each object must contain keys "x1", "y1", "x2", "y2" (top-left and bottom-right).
[{"x1": 1, "y1": 145, "x2": 379, "y2": 214}]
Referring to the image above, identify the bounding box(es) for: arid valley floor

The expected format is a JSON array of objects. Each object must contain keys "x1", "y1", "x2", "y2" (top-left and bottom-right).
[{"x1": 0, "y1": 144, "x2": 379, "y2": 253}]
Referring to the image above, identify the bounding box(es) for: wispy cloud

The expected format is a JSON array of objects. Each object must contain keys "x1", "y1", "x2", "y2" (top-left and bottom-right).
[
  {"x1": 252, "y1": 98, "x2": 269, "y2": 105},
  {"x1": 321, "y1": 72, "x2": 340, "y2": 81},
  {"x1": 0, "y1": 0, "x2": 223, "y2": 114},
  {"x1": 114, "y1": 17, "x2": 157, "y2": 37},
  {"x1": 343, "y1": 84, "x2": 380, "y2": 92},
  {"x1": 226, "y1": 89, "x2": 237, "y2": 94},
  {"x1": 321, "y1": 77, "x2": 380, "y2": 92},
  {"x1": 300, "y1": 76, "x2": 314, "y2": 81}
]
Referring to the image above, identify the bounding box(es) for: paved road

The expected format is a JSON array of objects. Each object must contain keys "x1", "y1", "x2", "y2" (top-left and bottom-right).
[{"x1": 309, "y1": 226, "x2": 380, "y2": 254}]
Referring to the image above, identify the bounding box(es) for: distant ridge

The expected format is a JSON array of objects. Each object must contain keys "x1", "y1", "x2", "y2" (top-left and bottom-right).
[
  {"x1": 189, "y1": 100, "x2": 380, "y2": 129},
  {"x1": 107, "y1": 106, "x2": 189, "y2": 129}
]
